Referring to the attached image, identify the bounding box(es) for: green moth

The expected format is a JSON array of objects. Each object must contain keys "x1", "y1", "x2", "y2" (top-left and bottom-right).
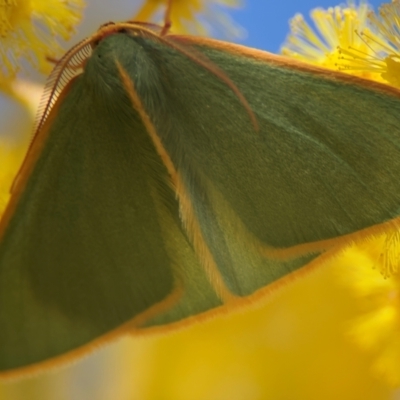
[{"x1": 1, "y1": 21, "x2": 400, "y2": 376}]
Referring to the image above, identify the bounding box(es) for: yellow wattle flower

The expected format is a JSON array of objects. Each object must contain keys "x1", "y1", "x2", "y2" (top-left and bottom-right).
[
  {"x1": 281, "y1": 0, "x2": 400, "y2": 89},
  {"x1": 134, "y1": 0, "x2": 242, "y2": 36},
  {"x1": 0, "y1": 0, "x2": 84, "y2": 213},
  {"x1": 0, "y1": 0, "x2": 84, "y2": 79},
  {"x1": 280, "y1": 1, "x2": 386, "y2": 82}
]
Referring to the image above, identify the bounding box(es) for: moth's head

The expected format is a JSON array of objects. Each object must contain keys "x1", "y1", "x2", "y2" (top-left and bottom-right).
[
  {"x1": 33, "y1": 21, "x2": 168, "y2": 137},
  {"x1": 89, "y1": 30, "x2": 139, "y2": 74},
  {"x1": 85, "y1": 22, "x2": 164, "y2": 83}
]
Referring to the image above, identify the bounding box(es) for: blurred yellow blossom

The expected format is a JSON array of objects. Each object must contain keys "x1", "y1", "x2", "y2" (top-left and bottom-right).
[
  {"x1": 121, "y1": 255, "x2": 392, "y2": 400},
  {"x1": 0, "y1": 80, "x2": 40, "y2": 218},
  {"x1": 0, "y1": 140, "x2": 26, "y2": 217},
  {"x1": 134, "y1": 0, "x2": 243, "y2": 36},
  {"x1": 336, "y1": 239, "x2": 400, "y2": 386},
  {"x1": 0, "y1": 259, "x2": 393, "y2": 399},
  {"x1": 0, "y1": 0, "x2": 84, "y2": 80}
]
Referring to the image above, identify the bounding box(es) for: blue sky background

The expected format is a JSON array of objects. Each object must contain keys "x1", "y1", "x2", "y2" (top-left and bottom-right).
[
  {"x1": 230, "y1": 0, "x2": 384, "y2": 51},
  {"x1": 77, "y1": 0, "x2": 385, "y2": 54}
]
